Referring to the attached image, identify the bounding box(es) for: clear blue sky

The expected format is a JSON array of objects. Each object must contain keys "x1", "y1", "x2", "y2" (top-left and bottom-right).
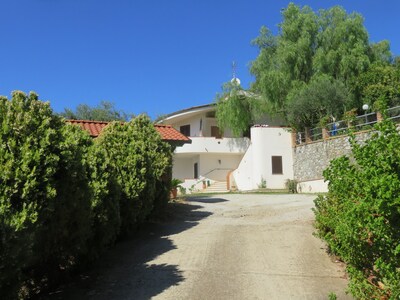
[{"x1": 1, "y1": 0, "x2": 400, "y2": 119}]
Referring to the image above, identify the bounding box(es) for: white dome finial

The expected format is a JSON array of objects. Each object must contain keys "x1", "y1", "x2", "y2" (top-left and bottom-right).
[{"x1": 231, "y1": 61, "x2": 241, "y2": 85}]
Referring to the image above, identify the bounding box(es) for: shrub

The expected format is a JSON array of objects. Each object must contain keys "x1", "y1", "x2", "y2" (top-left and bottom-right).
[
  {"x1": 0, "y1": 95, "x2": 173, "y2": 298},
  {"x1": 0, "y1": 92, "x2": 92, "y2": 298},
  {"x1": 97, "y1": 115, "x2": 172, "y2": 235},
  {"x1": 85, "y1": 140, "x2": 121, "y2": 259},
  {"x1": 314, "y1": 118, "x2": 400, "y2": 299}
]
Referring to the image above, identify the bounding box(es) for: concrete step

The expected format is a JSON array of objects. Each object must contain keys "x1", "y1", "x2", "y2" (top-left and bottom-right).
[{"x1": 201, "y1": 181, "x2": 229, "y2": 193}]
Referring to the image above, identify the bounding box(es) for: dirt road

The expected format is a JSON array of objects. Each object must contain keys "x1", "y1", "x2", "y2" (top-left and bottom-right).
[{"x1": 46, "y1": 194, "x2": 350, "y2": 299}]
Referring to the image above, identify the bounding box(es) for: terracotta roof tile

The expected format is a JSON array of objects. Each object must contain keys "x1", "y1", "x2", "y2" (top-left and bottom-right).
[
  {"x1": 66, "y1": 120, "x2": 109, "y2": 137},
  {"x1": 154, "y1": 124, "x2": 191, "y2": 143},
  {"x1": 65, "y1": 120, "x2": 191, "y2": 144}
]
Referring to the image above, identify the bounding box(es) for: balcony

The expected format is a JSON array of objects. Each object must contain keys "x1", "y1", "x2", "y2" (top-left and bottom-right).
[{"x1": 175, "y1": 137, "x2": 250, "y2": 154}]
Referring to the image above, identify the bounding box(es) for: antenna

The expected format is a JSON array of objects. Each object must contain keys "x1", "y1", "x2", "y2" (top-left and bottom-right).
[{"x1": 230, "y1": 61, "x2": 241, "y2": 85}]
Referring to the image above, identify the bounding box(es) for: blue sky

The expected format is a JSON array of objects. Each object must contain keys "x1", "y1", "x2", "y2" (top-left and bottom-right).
[{"x1": 1, "y1": 0, "x2": 400, "y2": 119}]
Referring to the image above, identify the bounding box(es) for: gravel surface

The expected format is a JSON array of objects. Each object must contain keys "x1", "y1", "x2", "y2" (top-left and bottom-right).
[{"x1": 45, "y1": 194, "x2": 351, "y2": 300}]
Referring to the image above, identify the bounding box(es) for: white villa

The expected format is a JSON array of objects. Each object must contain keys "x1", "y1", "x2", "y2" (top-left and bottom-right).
[{"x1": 159, "y1": 103, "x2": 296, "y2": 193}]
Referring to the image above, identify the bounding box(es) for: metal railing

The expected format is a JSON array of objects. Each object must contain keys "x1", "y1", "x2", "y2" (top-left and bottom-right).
[
  {"x1": 190, "y1": 168, "x2": 232, "y2": 188},
  {"x1": 295, "y1": 106, "x2": 400, "y2": 145}
]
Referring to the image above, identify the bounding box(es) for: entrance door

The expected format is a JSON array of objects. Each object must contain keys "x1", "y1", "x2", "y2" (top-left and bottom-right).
[{"x1": 194, "y1": 163, "x2": 198, "y2": 179}]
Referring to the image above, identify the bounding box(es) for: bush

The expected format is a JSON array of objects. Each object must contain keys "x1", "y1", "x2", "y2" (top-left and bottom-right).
[
  {"x1": 314, "y1": 119, "x2": 400, "y2": 299},
  {"x1": 97, "y1": 115, "x2": 172, "y2": 235},
  {"x1": 0, "y1": 92, "x2": 92, "y2": 298},
  {"x1": 0, "y1": 95, "x2": 173, "y2": 298},
  {"x1": 85, "y1": 140, "x2": 121, "y2": 259}
]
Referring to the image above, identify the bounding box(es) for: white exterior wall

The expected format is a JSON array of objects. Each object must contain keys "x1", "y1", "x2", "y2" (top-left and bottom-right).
[
  {"x1": 232, "y1": 143, "x2": 254, "y2": 190},
  {"x1": 172, "y1": 115, "x2": 204, "y2": 137},
  {"x1": 199, "y1": 154, "x2": 242, "y2": 181},
  {"x1": 175, "y1": 137, "x2": 250, "y2": 154},
  {"x1": 297, "y1": 179, "x2": 328, "y2": 193},
  {"x1": 172, "y1": 156, "x2": 198, "y2": 179},
  {"x1": 233, "y1": 126, "x2": 294, "y2": 190},
  {"x1": 251, "y1": 127, "x2": 294, "y2": 189}
]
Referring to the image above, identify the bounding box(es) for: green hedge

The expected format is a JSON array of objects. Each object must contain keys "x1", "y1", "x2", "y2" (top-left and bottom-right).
[
  {"x1": 314, "y1": 119, "x2": 400, "y2": 299},
  {"x1": 0, "y1": 92, "x2": 172, "y2": 298},
  {"x1": 97, "y1": 115, "x2": 172, "y2": 235}
]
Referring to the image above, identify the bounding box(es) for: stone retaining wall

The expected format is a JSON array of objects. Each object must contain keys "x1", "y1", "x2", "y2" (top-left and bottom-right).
[{"x1": 293, "y1": 131, "x2": 373, "y2": 182}]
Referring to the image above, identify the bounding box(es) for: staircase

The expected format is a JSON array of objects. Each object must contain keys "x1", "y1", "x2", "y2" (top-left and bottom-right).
[{"x1": 201, "y1": 181, "x2": 229, "y2": 193}]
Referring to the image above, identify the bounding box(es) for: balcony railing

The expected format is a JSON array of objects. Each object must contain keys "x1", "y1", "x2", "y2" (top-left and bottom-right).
[{"x1": 295, "y1": 106, "x2": 400, "y2": 145}]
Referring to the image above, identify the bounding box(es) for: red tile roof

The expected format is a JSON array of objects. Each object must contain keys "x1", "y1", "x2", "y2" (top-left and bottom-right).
[
  {"x1": 65, "y1": 120, "x2": 191, "y2": 144},
  {"x1": 66, "y1": 120, "x2": 109, "y2": 137},
  {"x1": 154, "y1": 124, "x2": 191, "y2": 143}
]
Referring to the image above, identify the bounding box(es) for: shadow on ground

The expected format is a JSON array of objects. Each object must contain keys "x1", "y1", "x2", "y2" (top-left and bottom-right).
[
  {"x1": 186, "y1": 196, "x2": 228, "y2": 204},
  {"x1": 41, "y1": 201, "x2": 211, "y2": 300}
]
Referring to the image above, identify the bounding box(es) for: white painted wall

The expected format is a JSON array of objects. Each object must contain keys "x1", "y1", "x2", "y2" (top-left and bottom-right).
[
  {"x1": 172, "y1": 156, "x2": 197, "y2": 179},
  {"x1": 175, "y1": 137, "x2": 250, "y2": 154},
  {"x1": 232, "y1": 143, "x2": 254, "y2": 190},
  {"x1": 252, "y1": 126, "x2": 294, "y2": 189},
  {"x1": 199, "y1": 153, "x2": 242, "y2": 181},
  {"x1": 297, "y1": 179, "x2": 328, "y2": 193},
  {"x1": 172, "y1": 115, "x2": 204, "y2": 137},
  {"x1": 165, "y1": 108, "x2": 236, "y2": 138},
  {"x1": 233, "y1": 126, "x2": 294, "y2": 190}
]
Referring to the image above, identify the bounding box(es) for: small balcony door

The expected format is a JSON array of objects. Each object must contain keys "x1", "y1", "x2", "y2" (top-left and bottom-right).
[{"x1": 211, "y1": 126, "x2": 222, "y2": 139}]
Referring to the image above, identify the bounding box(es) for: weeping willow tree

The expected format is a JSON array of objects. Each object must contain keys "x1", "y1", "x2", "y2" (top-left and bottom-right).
[
  {"x1": 215, "y1": 81, "x2": 266, "y2": 137},
  {"x1": 217, "y1": 3, "x2": 393, "y2": 131}
]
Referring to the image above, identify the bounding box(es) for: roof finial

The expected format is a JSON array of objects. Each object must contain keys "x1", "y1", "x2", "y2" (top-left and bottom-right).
[{"x1": 231, "y1": 61, "x2": 241, "y2": 85}]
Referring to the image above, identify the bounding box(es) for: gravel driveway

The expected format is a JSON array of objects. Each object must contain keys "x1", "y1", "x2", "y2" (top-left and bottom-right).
[{"x1": 46, "y1": 194, "x2": 350, "y2": 299}]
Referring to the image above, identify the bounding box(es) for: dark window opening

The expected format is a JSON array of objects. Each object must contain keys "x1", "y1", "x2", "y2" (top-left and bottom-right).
[
  {"x1": 271, "y1": 156, "x2": 283, "y2": 175},
  {"x1": 194, "y1": 163, "x2": 198, "y2": 179},
  {"x1": 211, "y1": 126, "x2": 222, "y2": 139},
  {"x1": 206, "y1": 111, "x2": 216, "y2": 118},
  {"x1": 180, "y1": 124, "x2": 190, "y2": 136}
]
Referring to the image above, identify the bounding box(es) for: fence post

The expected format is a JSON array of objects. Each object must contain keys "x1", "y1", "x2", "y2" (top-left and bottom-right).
[
  {"x1": 322, "y1": 127, "x2": 330, "y2": 140},
  {"x1": 305, "y1": 127, "x2": 312, "y2": 143},
  {"x1": 291, "y1": 129, "x2": 297, "y2": 147},
  {"x1": 377, "y1": 111, "x2": 383, "y2": 122}
]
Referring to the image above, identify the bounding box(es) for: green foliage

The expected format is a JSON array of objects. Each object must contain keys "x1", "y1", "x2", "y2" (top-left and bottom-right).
[
  {"x1": 85, "y1": 141, "x2": 121, "y2": 259},
  {"x1": 0, "y1": 91, "x2": 92, "y2": 298},
  {"x1": 313, "y1": 6, "x2": 370, "y2": 87},
  {"x1": 250, "y1": 3, "x2": 392, "y2": 129},
  {"x1": 285, "y1": 179, "x2": 298, "y2": 193},
  {"x1": 98, "y1": 115, "x2": 172, "y2": 234},
  {"x1": 0, "y1": 94, "x2": 173, "y2": 298},
  {"x1": 215, "y1": 82, "x2": 265, "y2": 137},
  {"x1": 356, "y1": 64, "x2": 400, "y2": 107},
  {"x1": 286, "y1": 75, "x2": 351, "y2": 129},
  {"x1": 257, "y1": 177, "x2": 267, "y2": 189},
  {"x1": 61, "y1": 100, "x2": 130, "y2": 121},
  {"x1": 313, "y1": 118, "x2": 400, "y2": 299},
  {"x1": 171, "y1": 178, "x2": 183, "y2": 189},
  {"x1": 328, "y1": 292, "x2": 337, "y2": 300}
]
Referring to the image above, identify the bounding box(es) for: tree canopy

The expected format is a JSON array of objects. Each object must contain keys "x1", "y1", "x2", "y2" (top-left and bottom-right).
[
  {"x1": 215, "y1": 82, "x2": 265, "y2": 136},
  {"x1": 61, "y1": 100, "x2": 131, "y2": 121},
  {"x1": 217, "y1": 3, "x2": 396, "y2": 131}
]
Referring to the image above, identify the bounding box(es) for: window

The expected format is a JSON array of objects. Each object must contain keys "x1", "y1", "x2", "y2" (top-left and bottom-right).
[
  {"x1": 271, "y1": 156, "x2": 283, "y2": 175},
  {"x1": 211, "y1": 126, "x2": 222, "y2": 139},
  {"x1": 180, "y1": 124, "x2": 190, "y2": 136},
  {"x1": 206, "y1": 111, "x2": 216, "y2": 118}
]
